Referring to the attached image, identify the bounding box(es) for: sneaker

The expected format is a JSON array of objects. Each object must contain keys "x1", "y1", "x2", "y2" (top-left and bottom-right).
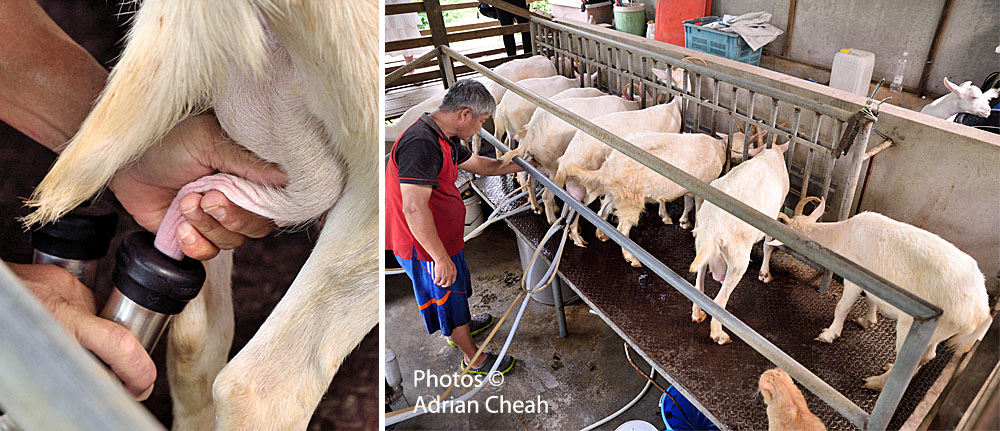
[
  {"x1": 445, "y1": 313, "x2": 495, "y2": 347},
  {"x1": 461, "y1": 352, "x2": 515, "y2": 375}
]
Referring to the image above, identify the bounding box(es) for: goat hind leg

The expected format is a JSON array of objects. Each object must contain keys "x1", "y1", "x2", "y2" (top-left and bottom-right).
[
  {"x1": 758, "y1": 235, "x2": 774, "y2": 283},
  {"x1": 709, "y1": 247, "x2": 750, "y2": 345},
  {"x1": 856, "y1": 294, "x2": 879, "y2": 329},
  {"x1": 214, "y1": 204, "x2": 378, "y2": 430},
  {"x1": 678, "y1": 194, "x2": 695, "y2": 229}
]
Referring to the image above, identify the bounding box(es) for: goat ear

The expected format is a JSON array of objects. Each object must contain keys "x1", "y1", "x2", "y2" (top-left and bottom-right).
[
  {"x1": 651, "y1": 68, "x2": 669, "y2": 82},
  {"x1": 944, "y1": 77, "x2": 962, "y2": 94},
  {"x1": 984, "y1": 88, "x2": 999, "y2": 100},
  {"x1": 807, "y1": 198, "x2": 826, "y2": 222},
  {"x1": 671, "y1": 67, "x2": 685, "y2": 88},
  {"x1": 765, "y1": 238, "x2": 784, "y2": 247}
]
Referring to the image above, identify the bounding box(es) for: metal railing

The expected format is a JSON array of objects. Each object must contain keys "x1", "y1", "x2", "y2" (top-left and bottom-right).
[
  {"x1": 423, "y1": 23, "x2": 944, "y2": 428},
  {"x1": 0, "y1": 263, "x2": 165, "y2": 431}
]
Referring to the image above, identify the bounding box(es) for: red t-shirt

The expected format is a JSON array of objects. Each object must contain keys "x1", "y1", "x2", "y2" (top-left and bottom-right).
[{"x1": 385, "y1": 114, "x2": 473, "y2": 260}]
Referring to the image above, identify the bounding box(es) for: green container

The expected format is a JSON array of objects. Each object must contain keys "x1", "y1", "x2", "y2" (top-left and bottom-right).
[{"x1": 613, "y1": 5, "x2": 646, "y2": 36}]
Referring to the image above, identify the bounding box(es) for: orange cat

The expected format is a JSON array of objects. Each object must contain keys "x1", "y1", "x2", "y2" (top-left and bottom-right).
[{"x1": 759, "y1": 368, "x2": 826, "y2": 431}]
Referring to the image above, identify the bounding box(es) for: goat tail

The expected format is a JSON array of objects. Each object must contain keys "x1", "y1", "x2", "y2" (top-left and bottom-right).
[
  {"x1": 23, "y1": 0, "x2": 268, "y2": 227},
  {"x1": 689, "y1": 237, "x2": 719, "y2": 273},
  {"x1": 560, "y1": 162, "x2": 601, "y2": 191},
  {"x1": 493, "y1": 110, "x2": 507, "y2": 141},
  {"x1": 498, "y1": 144, "x2": 526, "y2": 167},
  {"x1": 947, "y1": 314, "x2": 993, "y2": 354}
]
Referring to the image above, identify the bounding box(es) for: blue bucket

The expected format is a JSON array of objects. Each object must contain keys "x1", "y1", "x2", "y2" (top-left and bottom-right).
[{"x1": 659, "y1": 386, "x2": 718, "y2": 431}]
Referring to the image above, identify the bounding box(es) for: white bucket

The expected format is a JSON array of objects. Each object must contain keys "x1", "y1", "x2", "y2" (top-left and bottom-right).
[{"x1": 456, "y1": 170, "x2": 484, "y2": 238}]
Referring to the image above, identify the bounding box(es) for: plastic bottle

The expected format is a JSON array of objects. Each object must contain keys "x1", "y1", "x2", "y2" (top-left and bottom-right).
[{"x1": 890, "y1": 51, "x2": 908, "y2": 93}]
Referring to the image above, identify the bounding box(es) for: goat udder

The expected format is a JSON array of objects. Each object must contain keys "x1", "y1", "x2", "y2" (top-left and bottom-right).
[
  {"x1": 565, "y1": 178, "x2": 586, "y2": 201},
  {"x1": 154, "y1": 173, "x2": 293, "y2": 260}
]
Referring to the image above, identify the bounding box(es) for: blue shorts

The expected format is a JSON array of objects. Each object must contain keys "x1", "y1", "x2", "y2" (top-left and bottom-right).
[{"x1": 395, "y1": 249, "x2": 473, "y2": 337}]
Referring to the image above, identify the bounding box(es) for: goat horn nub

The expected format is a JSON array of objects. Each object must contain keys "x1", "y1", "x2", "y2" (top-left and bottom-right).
[{"x1": 794, "y1": 196, "x2": 823, "y2": 216}]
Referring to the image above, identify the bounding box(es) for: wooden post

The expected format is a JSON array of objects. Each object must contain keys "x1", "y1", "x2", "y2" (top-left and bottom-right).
[{"x1": 422, "y1": 0, "x2": 454, "y2": 88}]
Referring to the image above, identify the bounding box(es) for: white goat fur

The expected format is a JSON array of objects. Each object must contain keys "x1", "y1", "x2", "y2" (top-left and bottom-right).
[
  {"x1": 920, "y1": 77, "x2": 997, "y2": 119},
  {"x1": 564, "y1": 133, "x2": 726, "y2": 267},
  {"x1": 24, "y1": 1, "x2": 378, "y2": 430},
  {"x1": 493, "y1": 75, "x2": 581, "y2": 146},
  {"x1": 484, "y1": 55, "x2": 559, "y2": 103},
  {"x1": 554, "y1": 68, "x2": 687, "y2": 246},
  {"x1": 688, "y1": 147, "x2": 790, "y2": 345},
  {"x1": 385, "y1": 90, "x2": 444, "y2": 143},
  {"x1": 778, "y1": 198, "x2": 992, "y2": 390},
  {"x1": 498, "y1": 95, "x2": 639, "y2": 219}
]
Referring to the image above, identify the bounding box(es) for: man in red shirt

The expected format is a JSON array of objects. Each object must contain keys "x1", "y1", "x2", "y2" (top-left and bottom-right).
[{"x1": 386, "y1": 80, "x2": 523, "y2": 374}]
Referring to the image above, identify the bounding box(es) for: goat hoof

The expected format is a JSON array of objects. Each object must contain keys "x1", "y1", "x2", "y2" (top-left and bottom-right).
[
  {"x1": 572, "y1": 239, "x2": 587, "y2": 248},
  {"x1": 662, "y1": 217, "x2": 673, "y2": 225},
  {"x1": 679, "y1": 220, "x2": 692, "y2": 230},
  {"x1": 595, "y1": 231, "x2": 609, "y2": 242},
  {"x1": 856, "y1": 315, "x2": 877, "y2": 329},
  {"x1": 882, "y1": 363, "x2": 893, "y2": 372},
  {"x1": 816, "y1": 329, "x2": 839, "y2": 343},
  {"x1": 862, "y1": 375, "x2": 887, "y2": 391},
  {"x1": 711, "y1": 332, "x2": 731, "y2": 345},
  {"x1": 758, "y1": 272, "x2": 773, "y2": 283},
  {"x1": 692, "y1": 310, "x2": 707, "y2": 323}
]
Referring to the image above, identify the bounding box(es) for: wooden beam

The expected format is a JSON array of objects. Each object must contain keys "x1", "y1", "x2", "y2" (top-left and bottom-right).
[
  {"x1": 419, "y1": 21, "x2": 498, "y2": 36},
  {"x1": 385, "y1": 45, "x2": 521, "y2": 75},
  {"x1": 387, "y1": 53, "x2": 531, "y2": 89},
  {"x1": 386, "y1": 36, "x2": 435, "y2": 53},
  {"x1": 385, "y1": 2, "x2": 424, "y2": 15},
  {"x1": 782, "y1": 0, "x2": 797, "y2": 56},
  {"x1": 449, "y1": 23, "x2": 531, "y2": 43},
  {"x1": 441, "y1": 1, "x2": 480, "y2": 11},
  {"x1": 386, "y1": 47, "x2": 441, "y2": 86}
]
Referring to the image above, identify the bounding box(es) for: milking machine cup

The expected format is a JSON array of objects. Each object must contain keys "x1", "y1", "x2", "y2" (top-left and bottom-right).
[
  {"x1": 31, "y1": 200, "x2": 118, "y2": 288},
  {"x1": 100, "y1": 231, "x2": 205, "y2": 352}
]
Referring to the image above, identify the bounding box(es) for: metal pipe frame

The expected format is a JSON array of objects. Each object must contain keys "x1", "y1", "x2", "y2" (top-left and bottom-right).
[
  {"x1": 0, "y1": 263, "x2": 166, "y2": 431},
  {"x1": 441, "y1": 36, "x2": 943, "y2": 428},
  {"x1": 530, "y1": 19, "x2": 870, "y2": 221}
]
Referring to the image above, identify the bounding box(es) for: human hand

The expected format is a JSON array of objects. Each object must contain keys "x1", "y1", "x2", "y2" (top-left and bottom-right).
[
  {"x1": 7, "y1": 262, "x2": 155, "y2": 399},
  {"x1": 109, "y1": 114, "x2": 287, "y2": 260},
  {"x1": 432, "y1": 256, "x2": 458, "y2": 287}
]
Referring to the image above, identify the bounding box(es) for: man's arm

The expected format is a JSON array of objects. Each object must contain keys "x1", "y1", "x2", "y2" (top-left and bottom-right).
[
  {"x1": 458, "y1": 153, "x2": 524, "y2": 176},
  {"x1": 400, "y1": 183, "x2": 457, "y2": 286},
  {"x1": 0, "y1": 0, "x2": 108, "y2": 151}
]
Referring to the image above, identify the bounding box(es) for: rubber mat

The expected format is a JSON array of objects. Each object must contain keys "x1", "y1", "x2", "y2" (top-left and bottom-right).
[{"x1": 473, "y1": 173, "x2": 953, "y2": 430}]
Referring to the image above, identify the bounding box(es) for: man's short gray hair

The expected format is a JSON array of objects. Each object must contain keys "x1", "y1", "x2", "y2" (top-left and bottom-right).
[{"x1": 438, "y1": 79, "x2": 496, "y2": 116}]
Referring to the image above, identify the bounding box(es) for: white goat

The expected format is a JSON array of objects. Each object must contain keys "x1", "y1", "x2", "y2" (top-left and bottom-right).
[
  {"x1": 498, "y1": 95, "x2": 639, "y2": 219},
  {"x1": 385, "y1": 90, "x2": 444, "y2": 143},
  {"x1": 772, "y1": 197, "x2": 993, "y2": 390},
  {"x1": 920, "y1": 77, "x2": 997, "y2": 120},
  {"x1": 563, "y1": 133, "x2": 727, "y2": 267},
  {"x1": 493, "y1": 75, "x2": 583, "y2": 147},
  {"x1": 24, "y1": 1, "x2": 378, "y2": 429},
  {"x1": 485, "y1": 55, "x2": 561, "y2": 103},
  {"x1": 688, "y1": 146, "x2": 790, "y2": 345},
  {"x1": 554, "y1": 68, "x2": 686, "y2": 246}
]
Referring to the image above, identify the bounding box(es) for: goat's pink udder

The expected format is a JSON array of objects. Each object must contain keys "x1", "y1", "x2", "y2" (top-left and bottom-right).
[
  {"x1": 565, "y1": 178, "x2": 586, "y2": 201},
  {"x1": 709, "y1": 254, "x2": 727, "y2": 282}
]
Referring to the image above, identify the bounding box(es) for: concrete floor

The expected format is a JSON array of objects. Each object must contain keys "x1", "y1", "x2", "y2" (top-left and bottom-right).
[{"x1": 386, "y1": 221, "x2": 669, "y2": 430}]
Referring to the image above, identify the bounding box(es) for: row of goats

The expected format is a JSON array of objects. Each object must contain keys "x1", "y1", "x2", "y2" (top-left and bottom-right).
[{"x1": 388, "y1": 56, "x2": 993, "y2": 398}]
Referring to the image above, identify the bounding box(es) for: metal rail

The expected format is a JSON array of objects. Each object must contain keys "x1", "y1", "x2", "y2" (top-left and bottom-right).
[
  {"x1": 440, "y1": 34, "x2": 942, "y2": 428},
  {"x1": 531, "y1": 18, "x2": 877, "y2": 226},
  {"x1": 0, "y1": 263, "x2": 166, "y2": 431}
]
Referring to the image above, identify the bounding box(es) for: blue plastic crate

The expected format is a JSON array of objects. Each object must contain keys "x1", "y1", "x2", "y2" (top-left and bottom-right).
[{"x1": 683, "y1": 16, "x2": 761, "y2": 66}]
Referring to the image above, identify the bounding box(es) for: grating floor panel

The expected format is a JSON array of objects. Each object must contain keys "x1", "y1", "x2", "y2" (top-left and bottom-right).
[{"x1": 473, "y1": 173, "x2": 952, "y2": 430}]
